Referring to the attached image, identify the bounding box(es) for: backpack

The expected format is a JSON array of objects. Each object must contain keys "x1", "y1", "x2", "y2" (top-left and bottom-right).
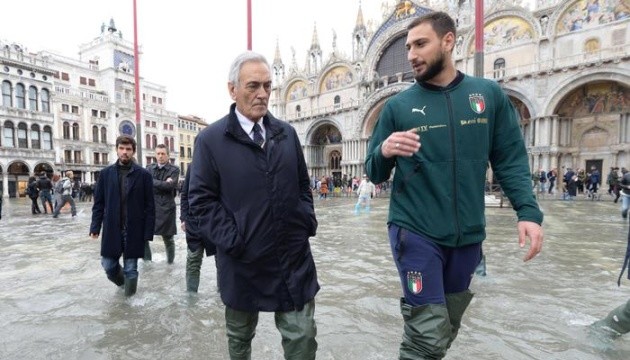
[{"x1": 54, "y1": 180, "x2": 64, "y2": 194}]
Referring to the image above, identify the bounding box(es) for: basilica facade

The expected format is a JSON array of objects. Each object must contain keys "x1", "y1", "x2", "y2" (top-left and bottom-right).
[{"x1": 269, "y1": 0, "x2": 630, "y2": 183}]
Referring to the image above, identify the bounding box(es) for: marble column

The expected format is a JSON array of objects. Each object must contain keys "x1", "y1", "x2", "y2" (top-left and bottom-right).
[{"x1": 2, "y1": 172, "x2": 8, "y2": 198}]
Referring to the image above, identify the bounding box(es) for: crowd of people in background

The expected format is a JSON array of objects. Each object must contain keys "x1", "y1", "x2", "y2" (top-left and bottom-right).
[
  {"x1": 23, "y1": 171, "x2": 96, "y2": 215},
  {"x1": 310, "y1": 174, "x2": 389, "y2": 200}
]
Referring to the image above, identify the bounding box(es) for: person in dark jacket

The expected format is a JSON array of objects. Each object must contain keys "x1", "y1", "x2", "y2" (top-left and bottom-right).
[
  {"x1": 26, "y1": 176, "x2": 42, "y2": 214},
  {"x1": 36, "y1": 172, "x2": 53, "y2": 214},
  {"x1": 89, "y1": 135, "x2": 155, "y2": 297},
  {"x1": 365, "y1": 12, "x2": 543, "y2": 359},
  {"x1": 145, "y1": 144, "x2": 180, "y2": 264},
  {"x1": 188, "y1": 51, "x2": 319, "y2": 360},
  {"x1": 180, "y1": 166, "x2": 216, "y2": 292}
]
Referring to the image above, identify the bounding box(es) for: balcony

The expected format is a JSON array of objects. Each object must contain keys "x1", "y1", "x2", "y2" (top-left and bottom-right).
[
  {"x1": 485, "y1": 43, "x2": 630, "y2": 80},
  {"x1": 285, "y1": 99, "x2": 361, "y2": 122}
]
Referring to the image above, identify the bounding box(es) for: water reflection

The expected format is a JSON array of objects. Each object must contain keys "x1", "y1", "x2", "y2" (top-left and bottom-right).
[{"x1": 0, "y1": 196, "x2": 628, "y2": 359}]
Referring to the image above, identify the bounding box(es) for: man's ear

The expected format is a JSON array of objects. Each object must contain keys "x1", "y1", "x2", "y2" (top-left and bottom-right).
[{"x1": 228, "y1": 82, "x2": 237, "y2": 101}]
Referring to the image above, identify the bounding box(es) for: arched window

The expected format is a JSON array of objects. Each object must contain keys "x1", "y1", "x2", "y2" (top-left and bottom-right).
[
  {"x1": 42, "y1": 126, "x2": 53, "y2": 150},
  {"x1": 15, "y1": 83, "x2": 25, "y2": 109},
  {"x1": 100, "y1": 126, "x2": 107, "y2": 143},
  {"x1": 296, "y1": 105, "x2": 301, "y2": 117},
  {"x1": 17, "y1": 122, "x2": 28, "y2": 148},
  {"x1": 31, "y1": 124, "x2": 41, "y2": 149},
  {"x1": 493, "y1": 58, "x2": 506, "y2": 79},
  {"x1": 2, "y1": 80, "x2": 12, "y2": 107},
  {"x1": 63, "y1": 122, "x2": 70, "y2": 139},
  {"x1": 170, "y1": 136, "x2": 174, "y2": 152},
  {"x1": 145, "y1": 134, "x2": 151, "y2": 147},
  {"x1": 334, "y1": 95, "x2": 341, "y2": 109},
  {"x1": 28, "y1": 86, "x2": 38, "y2": 111},
  {"x1": 3, "y1": 121, "x2": 15, "y2": 147},
  {"x1": 164, "y1": 137, "x2": 169, "y2": 149},
  {"x1": 152, "y1": 135, "x2": 157, "y2": 149},
  {"x1": 92, "y1": 125, "x2": 99, "y2": 142},
  {"x1": 72, "y1": 123, "x2": 80, "y2": 140},
  {"x1": 329, "y1": 150, "x2": 341, "y2": 170},
  {"x1": 375, "y1": 35, "x2": 414, "y2": 83},
  {"x1": 41, "y1": 89, "x2": 50, "y2": 113}
]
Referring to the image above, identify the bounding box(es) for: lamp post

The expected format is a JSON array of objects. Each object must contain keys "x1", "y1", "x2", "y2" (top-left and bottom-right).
[
  {"x1": 247, "y1": 0, "x2": 252, "y2": 50},
  {"x1": 133, "y1": 0, "x2": 144, "y2": 165},
  {"x1": 474, "y1": 0, "x2": 484, "y2": 78}
]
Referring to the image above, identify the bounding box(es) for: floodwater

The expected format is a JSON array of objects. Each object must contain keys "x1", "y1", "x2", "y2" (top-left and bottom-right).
[{"x1": 0, "y1": 194, "x2": 628, "y2": 359}]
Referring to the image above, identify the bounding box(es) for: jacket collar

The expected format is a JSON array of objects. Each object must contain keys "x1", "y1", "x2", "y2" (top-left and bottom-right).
[
  {"x1": 416, "y1": 71, "x2": 465, "y2": 92},
  {"x1": 224, "y1": 103, "x2": 284, "y2": 143}
]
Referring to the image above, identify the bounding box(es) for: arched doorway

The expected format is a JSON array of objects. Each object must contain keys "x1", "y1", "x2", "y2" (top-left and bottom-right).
[
  {"x1": 34, "y1": 163, "x2": 54, "y2": 178},
  {"x1": 553, "y1": 81, "x2": 629, "y2": 171},
  {"x1": 307, "y1": 123, "x2": 343, "y2": 180},
  {"x1": 7, "y1": 161, "x2": 30, "y2": 197}
]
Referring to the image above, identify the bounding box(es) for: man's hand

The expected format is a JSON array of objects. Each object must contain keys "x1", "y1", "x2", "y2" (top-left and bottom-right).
[
  {"x1": 89, "y1": 233, "x2": 99, "y2": 240},
  {"x1": 181, "y1": 221, "x2": 186, "y2": 232},
  {"x1": 166, "y1": 177, "x2": 173, "y2": 183},
  {"x1": 381, "y1": 130, "x2": 421, "y2": 158},
  {"x1": 517, "y1": 221, "x2": 543, "y2": 261}
]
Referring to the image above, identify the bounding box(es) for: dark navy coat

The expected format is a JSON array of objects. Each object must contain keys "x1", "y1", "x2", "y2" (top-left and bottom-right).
[
  {"x1": 180, "y1": 168, "x2": 216, "y2": 255},
  {"x1": 90, "y1": 162, "x2": 156, "y2": 258},
  {"x1": 188, "y1": 104, "x2": 319, "y2": 312},
  {"x1": 146, "y1": 162, "x2": 179, "y2": 236}
]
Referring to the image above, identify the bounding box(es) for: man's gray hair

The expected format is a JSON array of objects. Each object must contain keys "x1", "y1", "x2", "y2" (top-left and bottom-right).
[{"x1": 228, "y1": 51, "x2": 270, "y2": 86}]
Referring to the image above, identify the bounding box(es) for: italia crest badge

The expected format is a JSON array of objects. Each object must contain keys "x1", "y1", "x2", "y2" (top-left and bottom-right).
[
  {"x1": 469, "y1": 94, "x2": 486, "y2": 114},
  {"x1": 407, "y1": 271, "x2": 423, "y2": 294}
]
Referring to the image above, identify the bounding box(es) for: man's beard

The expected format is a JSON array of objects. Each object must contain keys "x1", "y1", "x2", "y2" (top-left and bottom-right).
[
  {"x1": 119, "y1": 157, "x2": 131, "y2": 165},
  {"x1": 414, "y1": 51, "x2": 445, "y2": 83}
]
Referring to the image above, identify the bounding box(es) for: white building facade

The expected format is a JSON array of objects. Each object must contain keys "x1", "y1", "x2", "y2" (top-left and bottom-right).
[{"x1": 0, "y1": 19, "x2": 179, "y2": 197}]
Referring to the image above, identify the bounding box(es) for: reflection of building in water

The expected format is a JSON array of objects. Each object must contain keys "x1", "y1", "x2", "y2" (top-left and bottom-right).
[{"x1": 270, "y1": 0, "x2": 630, "y2": 181}]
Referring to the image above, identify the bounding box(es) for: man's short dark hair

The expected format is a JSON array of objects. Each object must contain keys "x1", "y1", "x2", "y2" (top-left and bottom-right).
[
  {"x1": 156, "y1": 143, "x2": 169, "y2": 155},
  {"x1": 116, "y1": 135, "x2": 136, "y2": 152},
  {"x1": 407, "y1": 11, "x2": 456, "y2": 39}
]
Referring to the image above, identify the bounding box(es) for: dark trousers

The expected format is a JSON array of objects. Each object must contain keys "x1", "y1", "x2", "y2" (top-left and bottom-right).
[
  {"x1": 388, "y1": 224, "x2": 481, "y2": 306},
  {"x1": 30, "y1": 197, "x2": 41, "y2": 214}
]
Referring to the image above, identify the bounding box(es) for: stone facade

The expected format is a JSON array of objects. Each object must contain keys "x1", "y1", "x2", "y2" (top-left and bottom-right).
[
  {"x1": 269, "y1": 0, "x2": 630, "y2": 183},
  {"x1": 177, "y1": 114, "x2": 208, "y2": 178},
  {"x1": 0, "y1": 19, "x2": 179, "y2": 197}
]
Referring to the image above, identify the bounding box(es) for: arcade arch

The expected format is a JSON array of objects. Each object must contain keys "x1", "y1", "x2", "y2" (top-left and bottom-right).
[
  {"x1": 535, "y1": 79, "x2": 630, "y2": 174},
  {"x1": 6, "y1": 160, "x2": 29, "y2": 198},
  {"x1": 304, "y1": 121, "x2": 343, "y2": 180}
]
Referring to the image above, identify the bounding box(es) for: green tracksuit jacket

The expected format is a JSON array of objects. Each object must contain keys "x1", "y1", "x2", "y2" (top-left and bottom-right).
[{"x1": 365, "y1": 72, "x2": 543, "y2": 247}]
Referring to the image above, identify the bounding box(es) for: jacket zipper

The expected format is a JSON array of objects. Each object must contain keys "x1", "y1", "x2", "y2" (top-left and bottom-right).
[{"x1": 445, "y1": 92, "x2": 462, "y2": 245}]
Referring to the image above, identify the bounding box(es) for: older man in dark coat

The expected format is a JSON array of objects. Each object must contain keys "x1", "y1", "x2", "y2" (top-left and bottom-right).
[
  {"x1": 188, "y1": 51, "x2": 319, "y2": 359},
  {"x1": 145, "y1": 144, "x2": 180, "y2": 264},
  {"x1": 90, "y1": 135, "x2": 155, "y2": 296}
]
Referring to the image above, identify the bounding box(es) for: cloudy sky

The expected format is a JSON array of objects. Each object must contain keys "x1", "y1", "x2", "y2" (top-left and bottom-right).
[{"x1": 1, "y1": 0, "x2": 387, "y2": 122}]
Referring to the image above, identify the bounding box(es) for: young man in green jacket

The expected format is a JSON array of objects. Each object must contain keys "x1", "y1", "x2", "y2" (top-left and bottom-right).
[{"x1": 365, "y1": 11, "x2": 544, "y2": 359}]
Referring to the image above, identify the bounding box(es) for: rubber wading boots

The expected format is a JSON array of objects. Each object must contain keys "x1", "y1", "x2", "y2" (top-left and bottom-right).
[
  {"x1": 399, "y1": 298, "x2": 451, "y2": 360},
  {"x1": 107, "y1": 268, "x2": 124, "y2": 287},
  {"x1": 165, "y1": 238, "x2": 175, "y2": 264},
  {"x1": 186, "y1": 275, "x2": 200, "y2": 293},
  {"x1": 124, "y1": 277, "x2": 138, "y2": 297},
  {"x1": 590, "y1": 299, "x2": 630, "y2": 338},
  {"x1": 445, "y1": 290, "x2": 474, "y2": 349}
]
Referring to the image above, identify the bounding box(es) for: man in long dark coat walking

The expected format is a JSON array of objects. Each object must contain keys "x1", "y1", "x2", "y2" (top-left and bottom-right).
[
  {"x1": 189, "y1": 51, "x2": 319, "y2": 360},
  {"x1": 145, "y1": 144, "x2": 180, "y2": 264},
  {"x1": 90, "y1": 135, "x2": 155, "y2": 296}
]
